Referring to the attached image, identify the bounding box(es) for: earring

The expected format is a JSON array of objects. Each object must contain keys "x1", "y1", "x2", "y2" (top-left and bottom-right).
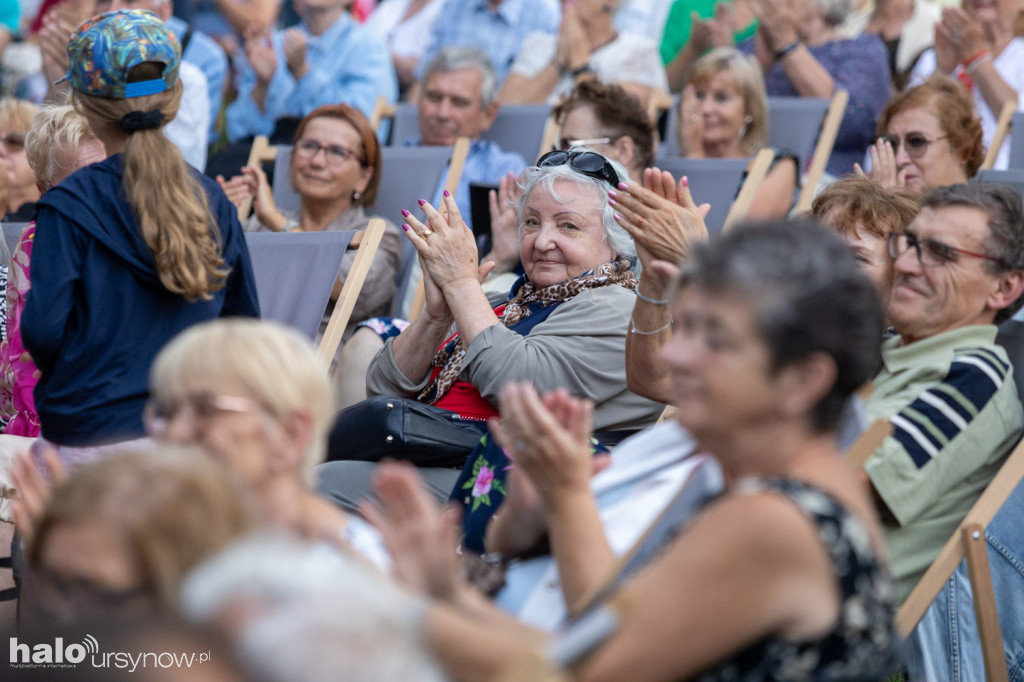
[
  {"x1": 738, "y1": 115, "x2": 753, "y2": 138},
  {"x1": 352, "y1": 190, "x2": 362, "y2": 201}
]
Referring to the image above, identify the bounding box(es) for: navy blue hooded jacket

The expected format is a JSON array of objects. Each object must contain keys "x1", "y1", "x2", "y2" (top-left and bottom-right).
[{"x1": 22, "y1": 155, "x2": 260, "y2": 446}]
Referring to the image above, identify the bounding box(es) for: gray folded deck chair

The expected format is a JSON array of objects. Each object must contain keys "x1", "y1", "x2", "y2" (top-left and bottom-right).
[
  {"x1": 648, "y1": 157, "x2": 750, "y2": 237},
  {"x1": 479, "y1": 104, "x2": 553, "y2": 164},
  {"x1": 975, "y1": 169, "x2": 1024, "y2": 203},
  {"x1": 1, "y1": 222, "x2": 28, "y2": 263},
  {"x1": 244, "y1": 231, "x2": 352, "y2": 340},
  {"x1": 270, "y1": 144, "x2": 300, "y2": 214},
  {"x1": 1009, "y1": 112, "x2": 1024, "y2": 170},
  {"x1": 387, "y1": 103, "x2": 420, "y2": 145}
]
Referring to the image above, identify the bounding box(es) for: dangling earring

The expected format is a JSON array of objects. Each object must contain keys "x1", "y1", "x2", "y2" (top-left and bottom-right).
[
  {"x1": 738, "y1": 115, "x2": 753, "y2": 138},
  {"x1": 352, "y1": 189, "x2": 362, "y2": 201}
]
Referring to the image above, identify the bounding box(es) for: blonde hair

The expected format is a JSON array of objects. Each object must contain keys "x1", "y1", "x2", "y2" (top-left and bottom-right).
[
  {"x1": 29, "y1": 447, "x2": 255, "y2": 608},
  {"x1": 25, "y1": 103, "x2": 99, "y2": 189},
  {"x1": 72, "y1": 64, "x2": 228, "y2": 301},
  {"x1": 688, "y1": 48, "x2": 769, "y2": 155},
  {"x1": 150, "y1": 319, "x2": 334, "y2": 482},
  {"x1": 0, "y1": 97, "x2": 37, "y2": 133}
]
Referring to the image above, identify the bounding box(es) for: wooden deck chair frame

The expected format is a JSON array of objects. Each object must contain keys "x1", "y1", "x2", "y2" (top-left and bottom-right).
[
  {"x1": 238, "y1": 135, "x2": 277, "y2": 221},
  {"x1": 794, "y1": 89, "x2": 849, "y2": 213},
  {"x1": 722, "y1": 148, "x2": 775, "y2": 232},
  {"x1": 316, "y1": 218, "x2": 388, "y2": 363},
  {"x1": 891, "y1": 437, "x2": 1024, "y2": 682},
  {"x1": 370, "y1": 95, "x2": 395, "y2": 134},
  {"x1": 406, "y1": 137, "x2": 472, "y2": 320},
  {"x1": 980, "y1": 101, "x2": 1017, "y2": 172}
]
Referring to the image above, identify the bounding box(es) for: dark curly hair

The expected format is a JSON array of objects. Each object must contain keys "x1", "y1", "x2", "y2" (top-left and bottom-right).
[
  {"x1": 876, "y1": 76, "x2": 985, "y2": 178},
  {"x1": 553, "y1": 80, "x2": 656, "y2": 172}
]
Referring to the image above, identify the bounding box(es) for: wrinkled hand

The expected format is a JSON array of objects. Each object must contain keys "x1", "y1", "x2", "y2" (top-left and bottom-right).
[
  {"x1": 750, "y1": 0, "x2": 798, "y2": 52},
  {"x1": 938, "y1": 8, "x2": 989, "y2": 64},
  {"x1": 678, "y1": 84, "x2": 705, "y2": 157},
  {"x1": 689, "y1": 11, "x2": 714, "y2": 55},
  {"x1": 244, "y1": 28, "x2": 278, "y2": 84},
  {"x1": 485, "y1": 171, "x2": 523, "y2": 274},
  {"x1": 216, "y1": 173, "x2": 254, "y2": 210},
  {"x1": 933, "y1": 20, "x2": 959, "y2": 74},
  {"x1": 555, "y1": 4, "x2": 590, "y2": 72},
  {"x1": 11, "y1": 447, "x2": 65, "y2": 546},
  {"x1": 611, "y1": 169, "x2": 710, "y2": 289},
  {"x1": 361, "y1": 461, "x2": 464, "y2": 600},
  {"x1": 707, "y1": 2, "x2": 736, "y2": 47},
  {"x1": 38, "y1": 11, "x2": 74, "y2": 87},
  {"x1": 283, "y1": 28, "x2": 309, "y2": 80},
  {"x1": 853, "y1": 138, "x2": 906, "y2": 189},
  {"x1": 488, "y1": 384, "x2": 595, "y2": 509},
  {"x1": 402, "y1": 192, "x2": 481, "y2": 290}
]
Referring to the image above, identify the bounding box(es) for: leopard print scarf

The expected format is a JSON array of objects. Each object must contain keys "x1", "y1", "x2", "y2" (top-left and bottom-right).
[{"x1": 417, "y1": 259, "x2": 637, "y2": 405}]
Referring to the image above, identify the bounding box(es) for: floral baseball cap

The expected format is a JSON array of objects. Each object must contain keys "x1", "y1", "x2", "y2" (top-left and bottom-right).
[{"x1": 63, "y1": 9, "x2": 180, "y2": 99}]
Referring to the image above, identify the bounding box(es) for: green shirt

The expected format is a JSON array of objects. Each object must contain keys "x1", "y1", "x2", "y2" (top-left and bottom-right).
[
  {"x1": 658, "y1": 0, "x2": 758, "y2": 65},
  {"x1": 865, "y1": 325, "x2": 1022, "y2": 602}
]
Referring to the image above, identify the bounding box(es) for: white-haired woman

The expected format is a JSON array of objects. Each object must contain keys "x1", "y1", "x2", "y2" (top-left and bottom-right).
[{"x1": 318, "y1": 150, "x2": 664, "y2": 506}]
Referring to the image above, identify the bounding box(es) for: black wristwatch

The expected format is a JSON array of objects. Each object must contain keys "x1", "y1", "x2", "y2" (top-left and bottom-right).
[{"x1": 774, "y1": 41, "x2": 801, "y2": 61}]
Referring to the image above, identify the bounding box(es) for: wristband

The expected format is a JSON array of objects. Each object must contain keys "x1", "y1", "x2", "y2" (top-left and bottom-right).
[
  {"x1": 962, "y1": 50, "x2": 990, "y2": 68},
  {"x1": 774, "y1": 41, "x2": 801, "y2": 61},
  {"x1": 635, "y1": 286, "x2": 670, "y2": 305},
  {"x1": 572, "y1": 64, "x2": 592, "y2": 78},
  {"x1": 965, "y1": 53, "x2": 992, "y2": 75},
  {"x1": 629, "y1": 316, "x2": 673, "y2": 335}
]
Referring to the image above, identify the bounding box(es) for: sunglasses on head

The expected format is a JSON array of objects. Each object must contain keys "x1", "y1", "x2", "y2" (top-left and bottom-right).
[
  {"x1": 536, "y1": 149, "x2": 620, "y2": 189},
  {"x1": 884, "y1": 132, "x2": 949, "y2": 159}
]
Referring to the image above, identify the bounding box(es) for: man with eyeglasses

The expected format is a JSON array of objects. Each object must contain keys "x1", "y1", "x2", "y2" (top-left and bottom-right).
[{"x1": 862, "y1": 183, "x2": 1024, "y2": 679}]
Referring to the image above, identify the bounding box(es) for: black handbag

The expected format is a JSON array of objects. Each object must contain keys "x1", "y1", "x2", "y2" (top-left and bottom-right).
[{"x1": 326, "y1": 396, "x2": 488, "y2": 468}]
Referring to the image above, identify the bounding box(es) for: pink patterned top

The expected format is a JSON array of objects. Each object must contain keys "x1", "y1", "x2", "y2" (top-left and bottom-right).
[{"x1": 3, "y1": 223, "x2": 40, "y2": 436}]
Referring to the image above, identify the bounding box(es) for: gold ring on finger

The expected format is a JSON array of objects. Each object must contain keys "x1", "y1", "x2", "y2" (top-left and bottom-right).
[{"x1": 422, "y1": 229, "x2": 434, "y2": 239}]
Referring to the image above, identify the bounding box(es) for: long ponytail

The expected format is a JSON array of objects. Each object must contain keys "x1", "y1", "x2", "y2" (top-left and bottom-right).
[{"x1": 73, "y1": 64, "x2": 228, "y2": 301}]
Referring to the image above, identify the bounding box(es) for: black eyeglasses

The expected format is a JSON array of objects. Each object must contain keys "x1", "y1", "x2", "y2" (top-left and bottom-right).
[
  {"x1": 884, "y1": 132, "x2": 949, "y2": 159},
  {"x1": 294, "y1": 137, "x2": 365, "y2": 167},
  {"x1": 536, "y1": 150, "x2": 620, "y2": 189},
  {"x1": 888, "y1": 232, "x2": 1003, "y2": 268},
  {"x1": 0, "y1": 132, "x2": 24, "y2": 152}
]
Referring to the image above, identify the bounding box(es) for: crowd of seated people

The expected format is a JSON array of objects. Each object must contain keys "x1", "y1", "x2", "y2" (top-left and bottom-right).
[{"x1": 1, "y1": 0, "x2": 1024, "y2": 680}]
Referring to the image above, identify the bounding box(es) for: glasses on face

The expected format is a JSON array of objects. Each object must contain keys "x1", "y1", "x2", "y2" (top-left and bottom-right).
[
  {"x1": 144, "y1": 392, "x2": 261, "y2": 437},
  {"x1": 0, "y1": 132, "x2": 25, "y2": 152},
  {"x1": 556, "y1": 136, "x2": 612, "y2": 151},
  {"x1": 293, "y1": 137, "x2": 365, "y2": 167},
  {"x1": 888, "y1": 231, "x2": 1003, "y2": 268},
  {"x1": 536, "y1": 149, "x2": 620, "y2": 189},
  {"x1": 884, "y1": 132, "x2": 949, "y2": 159},
  {"x1": 26, "y1": 567, "x2": 150, "y2": 613}
]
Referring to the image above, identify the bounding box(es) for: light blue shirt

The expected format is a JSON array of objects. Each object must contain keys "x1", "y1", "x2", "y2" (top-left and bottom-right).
[
  {"x1": 403, "y1": 136, "x2": 527, "y2": 229},
  {"x1": 415, "y1": 0, "x2": 559, "y2": 84},
  {"x1": 168, "y1": 16, "x2": 228, "y2": 143},
  {"x1": 226, "y1": 12, "x2": 398, "y2": 142}
]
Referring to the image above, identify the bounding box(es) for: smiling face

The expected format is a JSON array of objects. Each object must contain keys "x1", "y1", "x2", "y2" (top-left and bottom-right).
[
  {"x1": 885, "y1": 105, "x2": 967, "y2": 194},
  {"x1": 660, "y1": 285, "x2": 783, "y2": 447},
  {"x1": 419, "y1": 67, "x2": 497, "y2": 146},
  {"x1": 520, "y1": 179, "x2": 615, "y2": 288},
  {"x1": 888, "y1": 205, "x2": 1007, "y2": 343},
  {"x1": 290, "y1": 116, "x2": 371, "y2": 205},
  {"x1": 693, "y1": 72, "x2": 747, "y2": 153}
]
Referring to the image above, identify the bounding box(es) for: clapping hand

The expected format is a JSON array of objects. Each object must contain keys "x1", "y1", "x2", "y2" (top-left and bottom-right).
[
  {"x1": 244, "y1": 27, "x2": 278, "y2": 85},
  {"x1": 854, "y1": 138, "x2": 906, "y2": 189},
  {"x1": 937, "y1": 8, "x2": 989, "y2": 65},
  {"x1": 749, "y1": 0, "x2": 799, "y2": 53},
  {"x1": 283, "y1": 28, "x2": 309, "y2": 80},
  {"x1": 678, "y1": 84, "x2": 705, "y2": 157},
  {"x1": 485, "y1": 171, "x2": 524, "y2": 275},
  {"x1": 11, "y1": 447, "x2": 66, "y2": 546},
  {"x1": 555, "y1": 3, "x2": 590, "y2": 73},
  {"x1": 401, "y1": 191, "x2": 482, "y2": 290}
]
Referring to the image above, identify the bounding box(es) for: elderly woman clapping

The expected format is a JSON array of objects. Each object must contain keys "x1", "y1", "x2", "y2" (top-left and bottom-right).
[{"x1": 318, "y1": 150, "x2": 664, "y2": 505}]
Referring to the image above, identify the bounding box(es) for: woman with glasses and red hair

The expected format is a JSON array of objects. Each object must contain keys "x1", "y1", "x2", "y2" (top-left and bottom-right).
[
  {"x1": 218, "y1": 104, "x2": 403, "y2": 345},
  {"x1": 859, "y1": 76, "x2": 984, "y2": 195}
]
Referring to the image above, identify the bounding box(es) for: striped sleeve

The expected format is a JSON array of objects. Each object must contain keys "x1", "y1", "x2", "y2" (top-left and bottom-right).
[{"x1": 890, "y1": 348, "x2": 1010, "y2": 469}]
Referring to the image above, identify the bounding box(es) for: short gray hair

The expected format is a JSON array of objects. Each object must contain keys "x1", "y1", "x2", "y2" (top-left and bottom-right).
[
  {"x1": 517, "y1": 150, "x2": 639, "y2": 275},
  {"x1": 422, "y1": 46, "x2": 499, "y2": 107},
  {"x1": 814, "y1": 0, "x2": 855, "y2": 25}
]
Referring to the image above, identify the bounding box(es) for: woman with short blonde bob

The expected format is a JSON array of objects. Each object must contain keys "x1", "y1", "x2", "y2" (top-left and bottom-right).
[
  {"x1": 677, "y1": 48, "x2": 798, "y2": 220},
  {"x1": 148, "y1": 318, "x2": 389, "y2": 569},
  {"x1": 21, "y1": 10, "x2": 258, "y2": 458}
]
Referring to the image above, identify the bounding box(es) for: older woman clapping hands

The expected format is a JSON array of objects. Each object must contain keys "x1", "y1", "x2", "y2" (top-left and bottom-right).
[{"x1": 318, "y1": 150, "x2": 665, "y2": 507}]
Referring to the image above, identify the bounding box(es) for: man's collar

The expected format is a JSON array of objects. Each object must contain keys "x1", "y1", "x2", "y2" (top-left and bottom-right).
[
  {"x1": 302, "y1": 9, "x2": 351, "y2": 42},
  {"x1": 882, "y1": 324, "x2": 999, "y2": 373},
  {"x1": 470, "y1": 0, "x2": 520, "y2": 23}
]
